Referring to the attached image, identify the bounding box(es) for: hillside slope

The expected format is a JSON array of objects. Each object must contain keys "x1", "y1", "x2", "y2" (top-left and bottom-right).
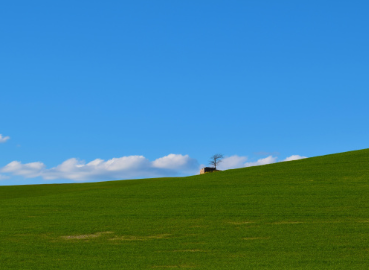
[{"x1": 1, "y1": 149, "x2": 369, "y2": 269}]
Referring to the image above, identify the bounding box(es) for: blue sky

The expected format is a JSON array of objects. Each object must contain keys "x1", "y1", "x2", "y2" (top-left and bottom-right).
[{"x1": 1, "y1": 1, "x2": 368, "y2": 185}]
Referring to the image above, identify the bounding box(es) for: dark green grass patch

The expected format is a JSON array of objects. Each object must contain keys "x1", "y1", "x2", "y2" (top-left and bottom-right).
[{"x1": 1, "y1": 149, "x2": 369, "y2": 269}]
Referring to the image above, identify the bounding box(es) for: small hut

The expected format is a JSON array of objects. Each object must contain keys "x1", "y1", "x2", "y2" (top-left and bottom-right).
[{"x1": 200, "y1": 167, "x2": 217, "y2": 174}]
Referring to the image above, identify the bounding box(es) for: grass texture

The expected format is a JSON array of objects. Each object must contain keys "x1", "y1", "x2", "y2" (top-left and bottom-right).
[{"x1": 1, "y1": 149, "x2": 369, "y2": 269}]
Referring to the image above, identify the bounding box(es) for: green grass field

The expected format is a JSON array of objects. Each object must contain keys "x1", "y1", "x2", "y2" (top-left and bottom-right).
[{"x1": 1, "y1": 149, "x2": 369, "y2": 269}]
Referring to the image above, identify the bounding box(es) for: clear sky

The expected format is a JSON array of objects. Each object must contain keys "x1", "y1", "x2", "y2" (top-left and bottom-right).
[{"x1": 1, "y1": 1, "x2": 368, "y2": 185}]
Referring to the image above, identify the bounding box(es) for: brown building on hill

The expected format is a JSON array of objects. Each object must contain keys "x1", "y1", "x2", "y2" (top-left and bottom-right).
[{"x1": 200, "y1": 167, "x2": 217, "y2": 174}]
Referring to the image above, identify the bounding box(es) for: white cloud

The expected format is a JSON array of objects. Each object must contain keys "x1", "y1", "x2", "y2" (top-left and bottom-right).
[
  {"x1": 283, "y1": 155, "x2": 307, "y2": 161},
  {"x1": 152, "y1": 154, "x2": 198, "y2": 170},
  {"x1": 1, "y1": 161, "x2": 45, "y2": 177},
  {"x1": 0, "y1": 134, "x2": 10, "y2": 143},
  {"x1": 244, "y1": 156, "x2": 278, "y2": 167},
  {"x1": 0, "y1": 154, "x2": 200, "y2": 182},
  {"x1": 209, "y1": 154, "x2": 308, "y2": 170},
  {"x1": 243, "y1": 155, "x2": 307, "y2": 167},
  {"x1": 217, "y1": 155, "x2": 247, "y2": 170}
]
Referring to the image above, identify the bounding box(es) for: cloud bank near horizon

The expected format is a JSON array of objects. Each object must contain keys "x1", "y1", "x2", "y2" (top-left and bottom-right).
[
  {"x1": 0, "y1": 154, "x2": 200, "y2": 182},
  {"x1": 0, "y1": 153, "x2": 307, "y2": 183},
  {"x1": 218, "y1": 155, "x2": 307, "y2": 170}
]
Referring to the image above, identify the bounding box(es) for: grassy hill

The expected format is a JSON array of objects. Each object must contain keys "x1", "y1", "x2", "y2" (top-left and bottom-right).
[{"x1": 1, "y1": 149, "x2": 369, "y2": 269}]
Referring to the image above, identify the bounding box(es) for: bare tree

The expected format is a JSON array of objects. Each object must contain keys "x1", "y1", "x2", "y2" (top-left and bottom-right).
[{"x1": 209, "y1": 154, "x2": 223, "y2": 170}]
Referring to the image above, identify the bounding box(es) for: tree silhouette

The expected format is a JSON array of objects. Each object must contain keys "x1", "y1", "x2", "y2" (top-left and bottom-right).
[{"x1": 209, "y1": 154, "x2": 223, "y2": 170}]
